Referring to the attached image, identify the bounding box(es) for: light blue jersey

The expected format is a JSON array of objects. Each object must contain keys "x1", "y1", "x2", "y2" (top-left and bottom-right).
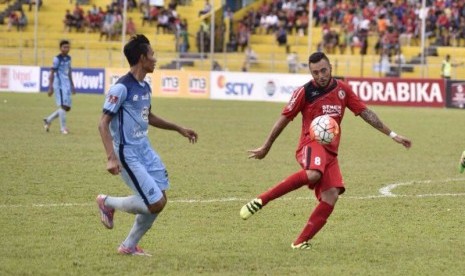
[
  {"x1": 103, "y1": 72, "x2": 169, "y2": 205},
  {"x1": 103, "y1": 73, "x2": 152, "y2": 146},
  {"x1": 52, "y1": 54, "x2": 72, "y2": 107}
]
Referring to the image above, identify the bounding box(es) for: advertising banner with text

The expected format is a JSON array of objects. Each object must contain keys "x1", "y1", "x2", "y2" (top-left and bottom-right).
[
  {"x1": 345, "y1": 77, "x2": 445, "y2": 107},
  {"x1": 446, "y1": 80, "x2": 465, "y2": 109},
  {"x1": 40, "y1": 67, "x2": 105, "y2": 94},
  {"x1": 0, "y1": 66, "x2": 40, "y2": 93},
  {"x1": 210, "y1": 71, "x2": 310, "y2": 102},
  {"x1": 105, "y1": 69, "x2": 209, "y2": 98}
]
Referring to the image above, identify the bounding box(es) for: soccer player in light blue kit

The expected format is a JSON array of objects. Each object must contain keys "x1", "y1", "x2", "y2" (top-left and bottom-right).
[
  {"x1": 96, "y1": 34, "x2": 198, "y2": 256},
  {"x1": 43, "y1": 40, "x2": 75, "y2": 134}
]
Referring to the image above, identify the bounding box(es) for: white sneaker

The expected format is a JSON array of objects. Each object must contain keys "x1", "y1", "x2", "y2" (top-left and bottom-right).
[{"x1": 61, "y1": 128, "x2": 69, "y2": 135}]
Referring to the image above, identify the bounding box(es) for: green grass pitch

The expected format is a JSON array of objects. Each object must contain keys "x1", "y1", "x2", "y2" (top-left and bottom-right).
[{"x1": 0, "y1": 92, "x2": 464, "y2": 275}]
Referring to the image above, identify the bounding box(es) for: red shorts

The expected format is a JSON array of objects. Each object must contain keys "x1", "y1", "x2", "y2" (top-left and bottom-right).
[{"x1": 296, "y1": 141, "x2": 345, "y2": 201}]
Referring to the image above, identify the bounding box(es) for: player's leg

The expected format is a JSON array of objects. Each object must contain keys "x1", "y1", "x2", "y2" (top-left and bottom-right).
[
  {"x1": 292, "y1": 154, "x2": 344, "y2": 249},
  {"x1": 43, "y1": 87, "x2": 63, "y2": 131},
  {"x1": 102, "y1": 146, "x2": 168, "y2": 255},
  {"x1": 58, "y1": 87, "x2": 72, "y2": 134},
  {"x1": 459, "y1": 150, "x2": 465, "y2": 173},
  {"x1": 118, "y1": 189, "x2": 166, "y2": 256},
  {"x1": 240, "y1": 142, "x2": 324, "y2": 220}
]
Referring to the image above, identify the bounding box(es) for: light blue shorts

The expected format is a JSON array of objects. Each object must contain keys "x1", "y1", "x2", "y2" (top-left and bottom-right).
[
  {"x1": 54, "y1": 84, "x2": 72, "y2": 107},
  {"x1": 116, "y1": 144, "x2": 170, "y2": 206}
]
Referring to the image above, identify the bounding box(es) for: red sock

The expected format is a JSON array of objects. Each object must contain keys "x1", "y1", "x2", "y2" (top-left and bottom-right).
[
  {"x1": 293, "y1": 201, "x2": 334, "y2": 245},
  {"x1": 258, "y1": 170, "x2": 309, "y2": 206}
]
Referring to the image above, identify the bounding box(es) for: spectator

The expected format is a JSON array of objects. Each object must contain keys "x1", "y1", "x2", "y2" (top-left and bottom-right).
[
  {"x1": 63, "y1": 9, "x2": 75, "y2": 32},
  {"x1": 198, "y1": 0, "x2": 211, "y2": 17},
  {"x1": 295, "y1": 11, "x2": 308, "y2": 36},
  {"x1": 276, "y1": 25, "x2": 287, "y2": 46},
  {"x1": 16, "y1": 10, "x2": 28, "y2": 31},
  {"x1": 126, "y1": 17, "x2": 136, "y2": 36},
  {"x1": 6, "y1": 11, "x2": 18, "y2": 32},
  {"x1": 393, "y1": 49, "x2": 406, "y2": 65},
  {"x1": 168, "y1": 0, "x2": 177, "y2": 10},
  {"x1": 286, "y1": 46, "x2": 300, "y2": 73},
  {"x1": 265, "y1": 12, "x2": 279, "y2": 34},
  {"x1": 441, "y1": 54, "x2": 464, "y2": 79},
  {"x1": 242, "y1": 45, "x2": 258, "y2": 71},
  {"x1": 27, "y1": 0, "x2": 42, "y2": 12},
  {"x1": 156, "y1": 10, "x2": 170, "y2": 34},
  {"x1": 177, "y1": 22, "x2": 191, "y2": 53},
  {"x1": 237, "y1": 22, "x2": 250, "y2": 52}
]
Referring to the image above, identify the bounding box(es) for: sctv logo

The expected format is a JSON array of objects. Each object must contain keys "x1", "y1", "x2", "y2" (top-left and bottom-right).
[{"x1": 217, "y1": 75, "x2": 253, "y2": 96}]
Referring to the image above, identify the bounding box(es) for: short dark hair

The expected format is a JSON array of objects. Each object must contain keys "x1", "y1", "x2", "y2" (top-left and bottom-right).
[
  {"x1": 60, "y1": 40, "x2": 70, "y2": 48},
  {"x1": 308, "y1": 52, "x2": 330, "y2": 64},
  {"x1": 124, "y1": 34, "x2": 151, "y2": 66}
]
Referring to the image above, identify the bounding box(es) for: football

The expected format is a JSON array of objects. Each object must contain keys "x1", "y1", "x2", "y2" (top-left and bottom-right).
[{"x1": 309, "y1": 115, "x2": 340, "y2": 144}]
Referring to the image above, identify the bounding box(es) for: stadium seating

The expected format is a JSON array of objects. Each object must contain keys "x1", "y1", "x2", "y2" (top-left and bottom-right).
[{"x1": 0, "y1": 0, "x2": 464, "y2": 78}]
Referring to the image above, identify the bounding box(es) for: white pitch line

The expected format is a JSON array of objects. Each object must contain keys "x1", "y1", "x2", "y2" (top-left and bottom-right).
[
  {"x1": 1, "y1": 178, "x2": 464, "y2": 209},
  {"x1": 378, "y1": 177, "x2": 465, "y2": 197}
]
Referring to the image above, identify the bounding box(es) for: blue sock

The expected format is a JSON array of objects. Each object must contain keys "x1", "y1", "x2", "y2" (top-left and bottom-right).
[
  {"x1": 58, "y1": 108, "x2": 66, "y2": 131},
  {"x1": 46, "y1": 109, "x2": 60, "y2": 124},
  {"x1": 122, "y1": 213, "x2": 158, "y2": 249},
  {"x1": 105, "y1": 195, "x2": 150, "y2": 214}
]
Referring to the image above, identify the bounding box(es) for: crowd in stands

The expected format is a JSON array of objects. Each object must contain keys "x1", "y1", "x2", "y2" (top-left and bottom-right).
[
  {"x1": 6, "y1": 9, "x2": 27, "y2": 31},
  {"x1": 231, "y1": 0, "x2": 465, "y2": 61}
]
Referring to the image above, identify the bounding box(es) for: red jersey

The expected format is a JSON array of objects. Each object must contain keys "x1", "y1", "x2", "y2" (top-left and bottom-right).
[{"x1": 282, "y1": 78, "x2": 367, "y2": 155}]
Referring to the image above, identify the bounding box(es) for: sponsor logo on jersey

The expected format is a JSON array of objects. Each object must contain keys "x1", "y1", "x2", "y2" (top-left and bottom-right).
[
  {"x1": 338, "y1": 89, "x2": 346, "y2": 99},
  {"x1": 322, "y1": 105, "x2": 342, "y2": 116},
  {"x1": 133, "y1": 95, "x2": 139, "y2": 101},
  {"x1": 141, "y1": 106, "x2": 149, "y2": 121},
  {"x1": 108, "y1": 95, "x2": 118, "y2": 104}
]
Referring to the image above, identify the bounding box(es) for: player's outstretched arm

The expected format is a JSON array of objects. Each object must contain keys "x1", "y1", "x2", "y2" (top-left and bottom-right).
[
  {"x1": 359, "y1": 108, "x2": 412, "y2": 149},
  {"x1": 148, "y1": 113, "x2": 198, "y2": 143},
  {"x1": 248, "y1": 115, "x2": 291, "y2": 159}
]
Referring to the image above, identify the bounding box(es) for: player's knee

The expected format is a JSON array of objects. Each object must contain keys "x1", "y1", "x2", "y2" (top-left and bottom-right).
[
  {"x1": 148, "y1": 197, "x2": 167, "y2": 214},
  {"x1": 321, "y1": 187, "x2": 340, "y2": 206},
  {"x1": 61, "y1": 105, "x2": 71, "y2": 112}
]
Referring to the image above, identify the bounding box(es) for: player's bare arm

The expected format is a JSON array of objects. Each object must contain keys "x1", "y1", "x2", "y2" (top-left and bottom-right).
[
  {"x1": 69, "y1": 69, "x2": 76, "y2": 94},
  {"x1": 248, "y1": 115, "x2": 291, "y2": 159},
  {"x1": 48, "y1": 68, "x2": 55, "y2": 96},
  {"x1": 98, "y1": 113, "x2": 121, "y2": 175},
  {"x1": 360, "y1": 108, "x2": 412, "y2": 149},
  {"x1": 148, "y1": 113, "x2": 198, "y2": 143}
]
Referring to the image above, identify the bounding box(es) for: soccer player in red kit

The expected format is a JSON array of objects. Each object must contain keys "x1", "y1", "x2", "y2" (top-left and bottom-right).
[{"x1": 240, "y1": 52, "x2": 412, "y2": 249}]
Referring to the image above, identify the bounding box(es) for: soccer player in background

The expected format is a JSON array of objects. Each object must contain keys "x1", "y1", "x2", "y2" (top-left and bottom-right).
[
  {"x1": 459, "y1": 151, "x2": 465, "y2": 173},
  {"x1": 96, "y1": 34, "x2": 198, "y2": 256},
  {"x1": 240, "y1": 52, "x2": 412, "y2": 249},
  {"x1": 43, "y1": 40, "x2": 75, "y2": 134},
  {"x1": 441, "y1": 54, "x2": 464, "y2": 79}
]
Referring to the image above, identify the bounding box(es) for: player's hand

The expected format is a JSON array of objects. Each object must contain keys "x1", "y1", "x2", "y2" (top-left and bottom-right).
[
  {"x1": 72, "y1": 88, "x2": 76, "y2": 95},
  {"x1": 47, "y1": 88, "x2": 53, "y2": 97},
  {"x1": 392, "y1": 135, "x2": 412, "y2": 149},
  {"x1": 106, "y1": 157, "x2": 121, "y2": 175},
  {"x1": 248, "y1": 145, "x2": 270, "y2": 159},
  {"x1": 180, "y1": 128, "x2": 198, "y2": 144}
]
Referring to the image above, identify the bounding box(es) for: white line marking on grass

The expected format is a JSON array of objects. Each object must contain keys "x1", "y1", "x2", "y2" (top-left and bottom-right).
[
  {"x1": 378, "y1": 177, "x2": 465, "y2": 197},
  {"x1": 1, "y1": 178, "x2": 464, "y2": 209}
]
